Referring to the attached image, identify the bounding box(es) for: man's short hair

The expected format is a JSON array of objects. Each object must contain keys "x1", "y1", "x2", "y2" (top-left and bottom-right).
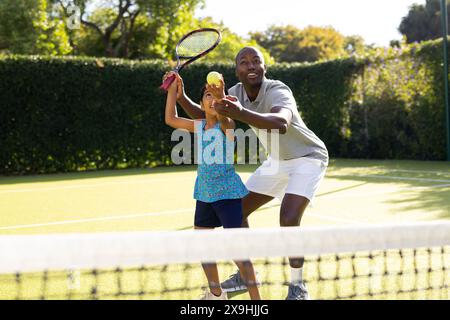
[{"x1": 235, "y1": 46, "x2": 265, "y2": 65}]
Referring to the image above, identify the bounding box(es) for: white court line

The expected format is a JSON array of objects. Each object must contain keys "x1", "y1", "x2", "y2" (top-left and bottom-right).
[
  {"x1": 316, "y1": 183, "x2": 450, "y2": 200},
  {"x1": 248, "y1": 201, "x2": 365, "y2": 225},
  {"x1": 1, "y1": 181, "x2": 448, "y2": 231},
  {"x1": 1, "y1": 175, "x2": 448, "y2": 230},
  {"x1": 0, "y1": 208, "x2": 193, "y2": 231},
  {"x1": 0, "y1": 177, "x2": 192, "y2": 194},
  {"x1": 387, "y1": 169, "x2": 450, "y2": 175},
  {"x1": 329, "y1": 174, "x2": 450, "y2": 184},
  {"x1": 2, "y1": 172, "x2": 449, "y2": 194},
  {"x1": 0, "y1": 201, "x2": 365, "y2": 231}
]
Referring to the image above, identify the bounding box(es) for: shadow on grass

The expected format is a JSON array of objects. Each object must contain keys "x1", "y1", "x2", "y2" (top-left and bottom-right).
[
  {"x1": 327, "y1": 173, "x2": 450, "y2": 220},
  {"x1": 0, "y1": 164, "x2": 263, "y2": 186},
  {"x1": 1, "y1": 159, "x2": 449, "y2": 221},
  {"x1": 0, "y1": 165, "x2": 198, "y2": 186},
  {"x1": 316, "y1": 182, "x2": 369, "y2": 197}
]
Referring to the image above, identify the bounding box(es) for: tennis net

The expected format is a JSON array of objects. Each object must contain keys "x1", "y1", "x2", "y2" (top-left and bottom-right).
[{"x1": 0, "y1": 221, "x2": 449, "y2": 300}]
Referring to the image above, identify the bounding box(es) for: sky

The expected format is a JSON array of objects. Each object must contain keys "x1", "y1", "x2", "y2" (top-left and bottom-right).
[{"x1": 197, "y1": 0, "x2": 423, "y2": 46}]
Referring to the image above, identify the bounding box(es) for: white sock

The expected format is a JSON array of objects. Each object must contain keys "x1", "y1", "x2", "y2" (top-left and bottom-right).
[{"x1": 290, "y1": 267, "x2": 303, "y2": 284}]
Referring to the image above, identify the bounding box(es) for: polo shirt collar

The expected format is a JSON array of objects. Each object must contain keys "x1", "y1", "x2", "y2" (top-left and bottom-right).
[{"x1": 243, "y1": 78, "x2": 268, "y2": 104}]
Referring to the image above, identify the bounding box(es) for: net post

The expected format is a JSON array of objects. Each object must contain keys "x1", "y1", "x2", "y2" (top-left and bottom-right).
[{"x1": 441, "y1": 0, "x2": 450, "y2": 161}]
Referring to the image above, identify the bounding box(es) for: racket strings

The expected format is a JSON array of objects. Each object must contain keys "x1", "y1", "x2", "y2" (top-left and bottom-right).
[{"x1": 177, "y1": 32, "x2": 219, "y2": 57}]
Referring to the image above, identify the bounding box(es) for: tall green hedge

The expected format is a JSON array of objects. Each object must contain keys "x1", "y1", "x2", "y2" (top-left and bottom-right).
[
  {"x1": 0, "y1": 39, "x2": 448, "y2": 174},
  {"x1": 0, "y1": 56, "x2": 171, "y2": 174},
  {"x1": 267, "y1": 59, "x2": 362, "y2": 157},
  {"x1": 348, "y1": 39, "x2": 448, "y2": 160},
  {"x1": 0, "y1": 56, "x2": 361, "y2": 174}
]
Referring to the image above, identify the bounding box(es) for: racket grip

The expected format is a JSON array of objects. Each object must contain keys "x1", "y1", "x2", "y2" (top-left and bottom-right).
[{"x1": 160, "y1": 74, "x2": 177, "y2": 91}]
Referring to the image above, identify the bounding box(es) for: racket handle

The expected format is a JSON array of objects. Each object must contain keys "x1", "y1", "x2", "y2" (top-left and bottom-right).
[{"x1": 160, "y1": 74, "x2": 177, "y2": 91}]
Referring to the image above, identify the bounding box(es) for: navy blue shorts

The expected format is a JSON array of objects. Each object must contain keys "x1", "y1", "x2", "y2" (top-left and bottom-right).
[{"x1": 194, "y1": 199, "x2": 243, "y2": 229}]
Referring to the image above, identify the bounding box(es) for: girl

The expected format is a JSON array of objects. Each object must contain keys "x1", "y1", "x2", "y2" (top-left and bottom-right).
[{"x1": 163, "y1": 71, "x2": 261, "y2": 300}]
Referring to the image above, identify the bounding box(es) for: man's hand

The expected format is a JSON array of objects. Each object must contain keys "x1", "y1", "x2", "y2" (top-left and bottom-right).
[{"x1": 213, "y1": 96, "x2": 244, "y2": 120}]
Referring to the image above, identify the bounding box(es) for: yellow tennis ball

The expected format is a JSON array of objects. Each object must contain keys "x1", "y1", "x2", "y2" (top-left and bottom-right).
[{"x1": 207, "y1": 71, "x2": 222, "y2": 86}]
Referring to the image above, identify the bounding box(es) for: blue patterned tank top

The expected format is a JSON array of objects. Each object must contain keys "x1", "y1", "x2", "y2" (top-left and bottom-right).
[{"x1": 193, "y1": 120, "x2": 248, "y2": 203}]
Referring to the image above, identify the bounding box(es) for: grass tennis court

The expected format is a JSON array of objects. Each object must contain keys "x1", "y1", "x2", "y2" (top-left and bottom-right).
[
  {"x1": 0, "y1": 159, "x2": 449, "y2": 300},
  {"x1": 1, "y1": 159, "x2": 449, "y2": 235}
]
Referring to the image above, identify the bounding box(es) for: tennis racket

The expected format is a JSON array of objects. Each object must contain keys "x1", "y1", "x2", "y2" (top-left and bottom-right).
[{"x1": 160, "y1": 28, "x2": 222, "y2": 91}]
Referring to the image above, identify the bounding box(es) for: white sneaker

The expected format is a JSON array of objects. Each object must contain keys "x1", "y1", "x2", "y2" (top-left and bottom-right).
[{"x1": 199, "y1": 290, "x2": 228, "y2": 300}]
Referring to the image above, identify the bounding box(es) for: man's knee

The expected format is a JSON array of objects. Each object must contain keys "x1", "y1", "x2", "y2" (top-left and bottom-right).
[{"x1": 279, "y1": 194, "x2": 309, "y2": 226}]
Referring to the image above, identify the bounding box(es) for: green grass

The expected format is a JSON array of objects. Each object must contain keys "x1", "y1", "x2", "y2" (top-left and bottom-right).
[
  {"x1": 0, "y1": 159, "x2": 449, "y2": 299},
  {"x1": 1, "y1": 159, "x2": 449, "y2": 234}
]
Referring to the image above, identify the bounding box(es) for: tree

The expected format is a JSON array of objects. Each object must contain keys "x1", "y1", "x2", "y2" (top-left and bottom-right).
[
  {"x1": 297, "y1": 26, "x2": 346, "y2": 62},
  {"x1": 0, "y1": 0, "x2": 272, "y2": 62},
  {"x1": 344, "y1": 35, "x2": 366, "y2": 56},
  {"x1": 55, "y1": 0, "x2": 204, "y2": 58},
  {"x1": 250, "y1": 25, "x2": 346, "y2": 63},
  {"x1": 0, "y1": 0, "x2": 71, "y2": 55},
  {"x1": 250, "y1": 25, "x2": 301, "y2": 63},
  {"x1": 399, "y1": 0, "x2": 449, "y2": 43},
  {"x1": 176, "y1": 17, "x2": 274, "y2": 64}
]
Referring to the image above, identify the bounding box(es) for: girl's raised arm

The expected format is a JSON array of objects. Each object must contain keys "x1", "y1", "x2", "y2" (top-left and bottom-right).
[{"x1": 164, "y1": 72, "x2": 195, "y2": 133}]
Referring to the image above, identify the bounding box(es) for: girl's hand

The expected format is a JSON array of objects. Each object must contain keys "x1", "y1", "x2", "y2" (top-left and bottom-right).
[
  {"x1": 162, "y1": 72, "x2": 184, "y2": 99},
  {"x1": 164, "y1": 71, "x2": 178, "y2": 93},
  {"x1": 207, "y1": 76, "x2": 225, "y2": 100}
]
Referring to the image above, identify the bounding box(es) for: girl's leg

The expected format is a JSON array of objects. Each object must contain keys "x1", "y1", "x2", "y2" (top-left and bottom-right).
[
  {"x1": 235, "y1": 260, "x2": 261, "y2": 300},
  {"x1": 212, "y1": 199, "x2": 261, "y2": 299},
  {"x1": 195, "y1": 226, "x2": 222, "y2": 296}
]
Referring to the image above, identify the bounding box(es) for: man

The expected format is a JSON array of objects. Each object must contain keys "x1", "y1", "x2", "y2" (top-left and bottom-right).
[{"x1": 175, "y1": 47, "x2": 328, "y2": 300}]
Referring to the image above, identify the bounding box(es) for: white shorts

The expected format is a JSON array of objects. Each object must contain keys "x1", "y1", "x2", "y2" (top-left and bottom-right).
[{"x1": 245, "y1": 157, "x2": 327, "y2": 202}]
